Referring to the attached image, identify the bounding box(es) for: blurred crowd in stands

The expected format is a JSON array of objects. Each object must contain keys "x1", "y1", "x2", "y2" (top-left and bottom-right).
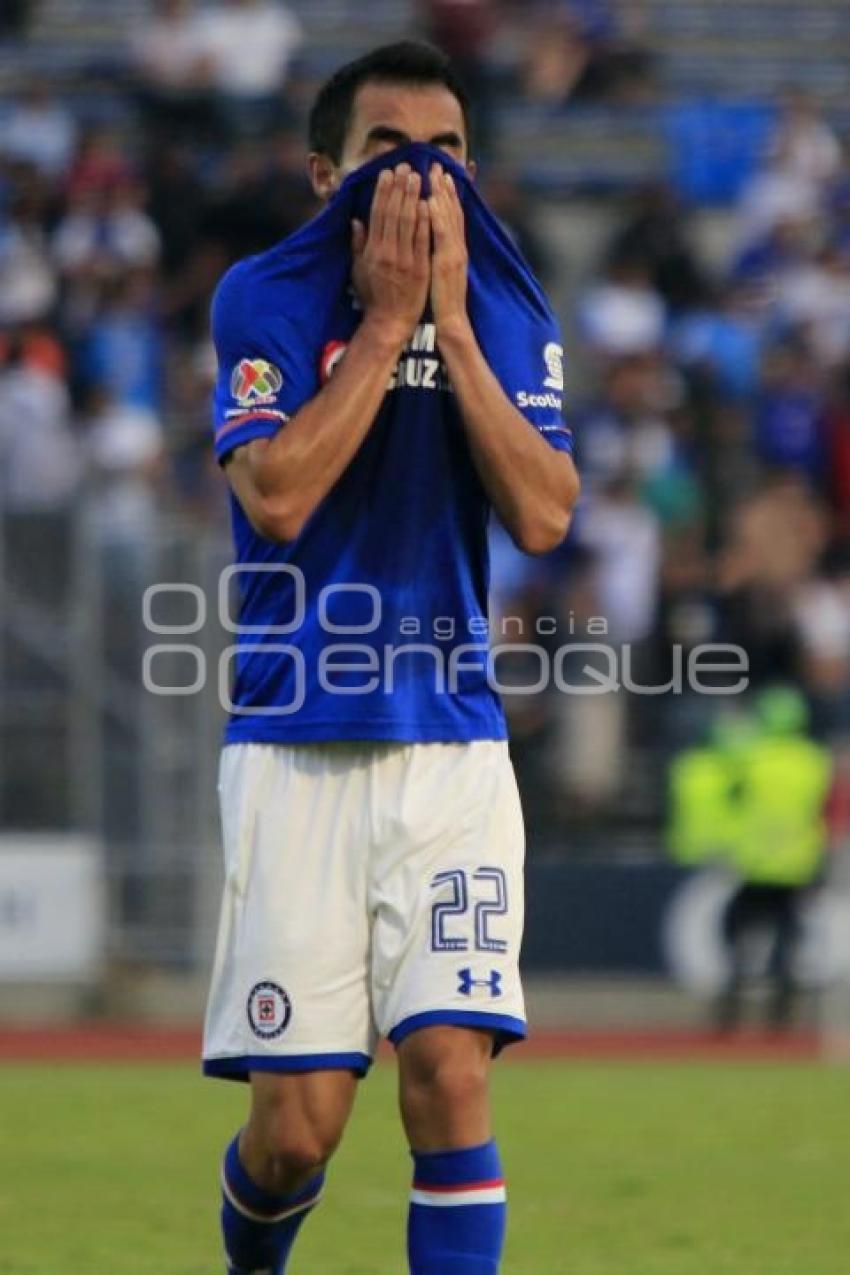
[
  {"x1": 499, "y1": 82, "x2": 850, "y2": 830},
  {"x1": 2, "y1": 0, "x2": 850, "y2": 843}
]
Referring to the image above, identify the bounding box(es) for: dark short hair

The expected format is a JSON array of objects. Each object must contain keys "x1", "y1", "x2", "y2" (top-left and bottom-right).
[{"x1": 308, "y1": 40, "x2": 472, "y2": 163}]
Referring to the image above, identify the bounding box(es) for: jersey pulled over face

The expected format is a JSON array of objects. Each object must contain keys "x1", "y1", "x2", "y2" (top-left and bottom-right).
[{"x1": 211, "y1": 144, "x2": 573, "y2": 746}]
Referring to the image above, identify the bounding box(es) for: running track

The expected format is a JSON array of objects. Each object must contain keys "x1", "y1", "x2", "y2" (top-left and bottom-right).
[{"x1": 0, "y1": 1025, "x2": 822, "y2": 1064}]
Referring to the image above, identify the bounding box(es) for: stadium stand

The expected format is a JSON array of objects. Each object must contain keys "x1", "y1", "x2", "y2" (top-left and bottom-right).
[{"x1": 2, "y1": 0, "x2": 850, "y2": 971}]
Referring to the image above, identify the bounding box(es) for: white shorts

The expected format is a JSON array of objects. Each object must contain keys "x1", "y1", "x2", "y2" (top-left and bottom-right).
[{"x1": 202, "y1": 739, "x2": 526, "y2": 1080}]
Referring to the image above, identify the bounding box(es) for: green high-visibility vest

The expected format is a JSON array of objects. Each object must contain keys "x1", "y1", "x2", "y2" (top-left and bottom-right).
[
  {"x1": 730, "y1": 737, "x2": 831, "y2": 886},
  {"x1": 668, "y1": 748, "x2": 739, "y2": 866}
]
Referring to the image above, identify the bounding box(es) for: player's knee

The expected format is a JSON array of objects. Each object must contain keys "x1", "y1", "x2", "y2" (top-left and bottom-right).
[
  {"x1": 267, "y1": 1135, "x2": 330, "y2": 1181},
  {"x1": 247, "y1": 1070, "x2": 355, "y2": 1179},
  {"x1": 256, "y1": 1111, "x2": 341, "y2": 1177},
  {"x1": 400, "y1": 1041, "x2": 490, "y2": 1118},
  {"x1": 250, "y1": 1093, "x2": 346, "y2": 1176}
]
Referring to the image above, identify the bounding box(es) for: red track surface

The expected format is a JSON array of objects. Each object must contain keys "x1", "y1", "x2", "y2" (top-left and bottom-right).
[{"x1": 0, "y1": 1025, "x2": 821, "y2": 1064}]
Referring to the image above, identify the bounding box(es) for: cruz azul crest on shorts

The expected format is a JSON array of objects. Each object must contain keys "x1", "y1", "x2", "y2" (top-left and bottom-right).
[
  {"x1": 247, "y1": 981, "x2": 292, "y2": 1039},
  {"x1": 231, "y1": 358, "x2": 283, "y2": 406}
]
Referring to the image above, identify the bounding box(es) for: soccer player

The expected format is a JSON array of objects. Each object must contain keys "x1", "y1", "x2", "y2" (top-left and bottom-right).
[{"x1": 203, "y1": 41, "x2": 580, "y2": 1274}]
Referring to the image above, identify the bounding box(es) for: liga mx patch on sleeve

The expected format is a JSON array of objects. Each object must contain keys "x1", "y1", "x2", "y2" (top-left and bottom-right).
[{"x1": 231, "y1": 358, "x2": 284, "y2": 406}]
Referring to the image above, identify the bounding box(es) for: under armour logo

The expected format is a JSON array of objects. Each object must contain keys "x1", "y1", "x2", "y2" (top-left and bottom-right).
[{"x1": 458, "y1": 967, "x2": 502, "y2": 998}]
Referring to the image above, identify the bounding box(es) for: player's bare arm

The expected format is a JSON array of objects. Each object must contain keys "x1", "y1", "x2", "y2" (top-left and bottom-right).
[
  {"x1": 225, "y1": 163, "x2": 429, "y2": 543},
  {"x1": 429, "y1": 164, "x2": 580, "y2": 556}
]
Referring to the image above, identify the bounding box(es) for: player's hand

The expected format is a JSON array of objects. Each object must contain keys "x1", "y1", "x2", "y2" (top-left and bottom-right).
[
  {"x1": 351, "y1": 164, "x2": 430, "y2": 347},
  {"x1": 428, "y1": 164, "x2": 470, "y2": 342}
]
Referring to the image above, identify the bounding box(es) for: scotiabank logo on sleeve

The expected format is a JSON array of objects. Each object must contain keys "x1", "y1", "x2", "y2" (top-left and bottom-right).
[
  {"x1": 516, "y1": 390, "x2": 563, "y2": 409},
  {"x1": 543, "y1": 342, "x2": 564, "y2": 390}
]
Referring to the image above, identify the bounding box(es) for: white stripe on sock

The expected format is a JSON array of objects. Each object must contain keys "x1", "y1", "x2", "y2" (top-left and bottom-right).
[
  {"x1": 410, "y1": 1186, "x2": 507, "y2": 1208},
  {"x1": 221, "y1": 1169, "x2": 322, "y2": 1224}
]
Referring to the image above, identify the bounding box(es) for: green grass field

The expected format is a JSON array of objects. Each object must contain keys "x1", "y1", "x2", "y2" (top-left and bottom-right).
[{"x1": 1, "y1": 1058, "x2": 848, "y2": 1274}]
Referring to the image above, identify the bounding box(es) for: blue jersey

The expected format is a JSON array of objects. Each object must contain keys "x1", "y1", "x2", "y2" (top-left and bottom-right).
[{"x1": 211, "y1": 145, "x2": 573, "y2": 746}]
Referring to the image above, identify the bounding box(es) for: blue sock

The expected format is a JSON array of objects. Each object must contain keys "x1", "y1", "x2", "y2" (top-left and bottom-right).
[
  {"x1": 408, "y1": 1140, "x2": 507, "y2": 1274},
  {"x1": 221, "y1": 1135, "x2": 324, "y2": 1275}
]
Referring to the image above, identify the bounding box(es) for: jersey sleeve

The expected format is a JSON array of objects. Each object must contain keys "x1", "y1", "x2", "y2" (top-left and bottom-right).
[
  {"x1": 472, "y1": 279, "x2": 575, "y2": 454},
  {"x1": 503, "y1": 314, "x2": 574, "y2": 455},
  {"x1": 210, "y1": 261, "x2": 315, "y2": 464}
]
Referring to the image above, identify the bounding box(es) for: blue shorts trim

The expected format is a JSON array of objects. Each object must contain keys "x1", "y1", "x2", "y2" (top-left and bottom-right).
[
  {"x1": 387, "y1": 1010, "x2": 527, "y2": 1055},
  {"x1": 203, "y1": 1051, "x2": 372, "y2": 1082}
]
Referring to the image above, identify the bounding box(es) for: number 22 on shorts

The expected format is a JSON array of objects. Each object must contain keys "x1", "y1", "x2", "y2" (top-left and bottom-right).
[{"x1": 429, "y1": 866, "x2": 509, "y2": 954}]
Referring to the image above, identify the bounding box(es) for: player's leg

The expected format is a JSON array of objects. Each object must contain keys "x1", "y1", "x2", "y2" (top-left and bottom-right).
[
  {"x1": 240, "y1": 1069, "x2": 358, "y2": 1191},
  {"x1": 398, "y1": 1024, "x2": 506, "y2": 1275},
  {"x1": 716, "y1": 883, "x2": 748, "y2": 1031},
  {"x1": 767, "y1": 885, "x2": 799, "y2": 1030},
  {"x1": 397, "y1": 1025, "x2": 492, "y2": 1150},
  {"x1": 371, "y1": 741, "x2": 526, "y2": 1274},
  {"x1": 222, "y1": 1069, "x2": 358, "y2": 1275},
  {"x1": 203, "y1": 742, "x2": 376, "y2": 1274}
]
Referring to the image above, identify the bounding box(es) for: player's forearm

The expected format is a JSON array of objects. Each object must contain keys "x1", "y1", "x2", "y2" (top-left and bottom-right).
[
  {"x1": 242, "y1": 317, "x2": 406, "y2": 541},
  {"x1": 438, "y1": 320, "x2": 580, "y2": 555}
]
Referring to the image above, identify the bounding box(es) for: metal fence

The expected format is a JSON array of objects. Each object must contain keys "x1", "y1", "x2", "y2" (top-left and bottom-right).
[{"x1": 0, "y1": 504, "x2": 229, "y2": 968}]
